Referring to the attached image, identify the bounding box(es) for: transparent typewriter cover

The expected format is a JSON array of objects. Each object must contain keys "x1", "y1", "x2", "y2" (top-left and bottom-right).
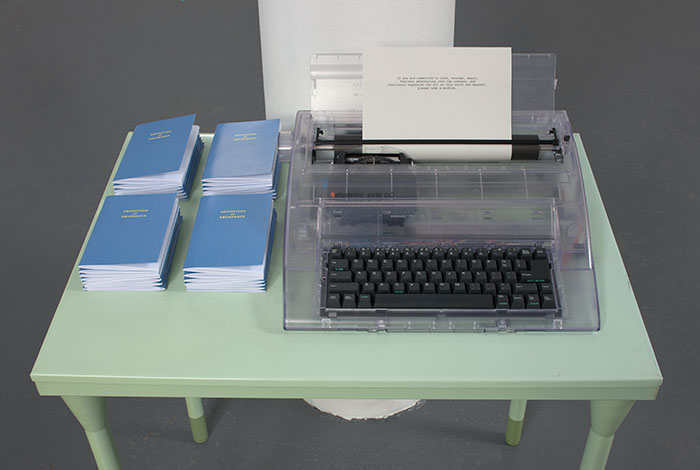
[{"x1": 283, "y1": 53, "x2": 600, "y2": 332}]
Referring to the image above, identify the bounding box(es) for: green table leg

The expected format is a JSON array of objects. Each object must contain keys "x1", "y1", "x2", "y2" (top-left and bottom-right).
[
  {"x1": 505, "y1": 399, "x2": 528, "y2": 446},
  {"x1": 580, "y1": 400, "x2": 635, "y2": 470},
  {"x1": 185, "y1": 397, "x2": 208, "y2": 444},
  {"x1": 62, "y1": 396, "x2": 121, "y2": 470}
]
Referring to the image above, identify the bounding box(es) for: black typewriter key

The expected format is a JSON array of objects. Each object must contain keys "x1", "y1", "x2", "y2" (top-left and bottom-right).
[
  {"x1": 342, "y1": 293, "x2": 356, "y2": 308},
  {"x1": 414, "y1": 271, "x2": 428, "y2": 283},
  {"x1": 329, "y1": 247, "x2": 342, "y2": 259},
  {"x1": 344, "y1": 247, "x2": 357, "y2": 259},
  {"x1": 425, "y1": 259, "x2": 439, "y2": 272},
  {"x1": 474, "y1": 271, "x2": 488, "y2": 284},
  {"x1": 483, "y1": 283, "x2": 497, "y2": 296},
  {"x1": 365, "y1": 259, "x2": 379, "y2": 271},
  {"x1": 539, "y1": 283, "x2": 554, "y2": 294},
  {"x1": 534, "y1": 247, "x2": 547, "y2": 260},
  {"x1": 526, "y1": 294, "x2": 540, "y2": 309},
  {"x1": 453, "y1": 282, "x2": 467, "y2": 294},
  {"x1": 505, "y1": 248, "x2": 518, "y2": 261},
  {"x1": 514, "y1": 283, "x2": 538, "y2": 295},
  {"x1": 438, "y1": 283, "x2": 451, "y2": 294},
  {"x1": 351, "y1": 259, "x2": 364, "y2": 272},
  {"x1": 395, "y1": 259, "x2": 409, "y2": 272},
  {"x1": 541, "y1": 294, "x2": 556, "y2": 308},
  {"x1": 499, "y1": 259, "x2": 512, "y2": 272},
  {"x1": 354, "y1": 271, "x2": 368, "y2": 283},
  {"x1": 369, "y1": 271, "x2": 383, "y2": 283},
  {"x1": 458, "y1": 271, "x2": 473, "y2": 283},
  {"x1": 328, "y1": 283, "x2": 359, "y2": 294},
  {"x1": 417, "y1": 248, "x2": 431, "y2": 260},
  {"x1": 468, "y1": 282, "x2": 482, "y2": 294},
  {"x1": 521, "y1": 269, "x2": 550, "y2": 283},
  {"x1": 476, "y1": 248, "x2": 489, "y2": 262},
  {"x1": 504, "y1": 271, "x2": 518, "y2": 283},
  {"x1": 496, "y1": 295, "x2": 510, "y2": 308},
  {"x1": 399, "y1": 271, "x2": 413, "y2": 283},
  {"x1": 455, "y1": 259, "x2": 468, "y2": 271},
  {"x1": 422, "y1": 282, "x2": 436, "y2": 294},
  {"x1": 469, "y1": 259, "x2": 483, "y2": 272},
  {"x1": 329, "y1": 271, "x2": 352, "y2": 282},
  {"x1": 326, "y1": 293, "x2": 341, "y2": 308},
  {"x1": 410, "y1": 259, "x2": 424, "y2": 271},
  {"x1": 357, "y1": 294, "x2": 372, "y2": 308},
  {"x1": 362, "y1": 282, "x2": 376, "y2": 294},
  {"x1": 373, "y1": 248, "x2": 387, "y2": 259},
  {"x1": 381, "y1": 259, "x2": 394, "y2": 271},
  {"x1": 444, "y1": 271, "x2": 458, "y2": 283},
  {"x1": 429, "y1": 271, "x2": 443, "y2": 283},
  {"x1": 432, "y1": 247, "x2": 445, "y2": 259},
  {"x1": 527, "y1": 260, "x2": 551, "y2": 281},
  {"x1": 488, "y1": 271, "x2": 503, "y2": 283},
  {"x1": 377, "y1": 282, "x2": 391, "y2": 294},
  {"x1": 446, "y1": 248, "x2": 460, "y2": 261},
  {"x1": 485, "y1": 259, "x2": 498, "y2": 272},
  {"x1": 329, "y1": 259, "x2": 349, "y2": 271},
  {"x1": 461, "y1": 247, "x2": 476, "y2": 259},
  {"x1": 407, "y1": 282, "x2": 421, "y2": 293},
  {"x1": 497, "y1": 283, "x2": 512, "y2": 295},
  {"x1": 511, "y1": 294, "x2": 526, "y2": 309},
  {"x1": 514, "y1": 259, "x2": 528, "y2": 272},
  {"x1": 388, "y1": 248, "x2": 402, "y2": 261},
  {"x1": 440, "y1": 259, "x2": 454, "y2": 272},
  {"x1": 519, "y1": 248, "x2": 533, "y2": 261},
  {"x1": 392, "y1": 282, "x2": 406, "y2": 293},
  {"x1": 402, "y1": 248, "x2": 416, "y2": 259},
  {"x1": 490, "y1": 247, "x2": 505, "y2": 260},
  {"x1": 384, "y1": 271, "x2": 398, "y2": 284},
  {"x1": 359, "y1": 248, "x2": 372, "y2": 260}
]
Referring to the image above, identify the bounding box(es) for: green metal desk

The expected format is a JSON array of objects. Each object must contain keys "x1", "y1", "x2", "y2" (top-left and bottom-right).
[{"x1": 31, "y1": 134, "x2": 662, "y2": 469}]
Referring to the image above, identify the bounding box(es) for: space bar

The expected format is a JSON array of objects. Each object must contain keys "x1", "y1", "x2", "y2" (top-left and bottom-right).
[{"x1": 374, "y1": 294, "x2": 494, "y2": 309}]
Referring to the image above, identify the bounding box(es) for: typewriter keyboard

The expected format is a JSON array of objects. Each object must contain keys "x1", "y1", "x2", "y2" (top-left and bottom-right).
[{"x1": 322, "y1": 245, "x2": 558, "y2": 315}]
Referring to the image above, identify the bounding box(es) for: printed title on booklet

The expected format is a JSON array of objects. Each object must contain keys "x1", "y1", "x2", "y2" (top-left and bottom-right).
[
  {"x1": 233, "y1": 132, "x2": 257, "y2": 142},
  {"x1": 148, "y1": 130, "x2": 172, "y2": 141},
  {"x1": 121, "y1": 209, "x2": 149, "y2": 218},
  {"x1": 219, "y1": 209, "x2": 247, "y2": 219}
]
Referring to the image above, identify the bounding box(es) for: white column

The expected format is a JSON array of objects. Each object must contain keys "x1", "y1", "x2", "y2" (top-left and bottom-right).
[{"x1": 257, "y1": 0, "x2": 455, "y2": 420}]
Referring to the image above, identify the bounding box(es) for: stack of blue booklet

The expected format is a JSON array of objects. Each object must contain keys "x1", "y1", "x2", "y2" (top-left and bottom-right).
[
  {"x1": 201, "y1": 119, "x2": 280, "y2": 197},
  {"x1": 79, "y1": 194, "x2": 182, "y2": 291},
  {"x1": 113, "y1": 114, "x2": 204, "y2": 199},
  {"x1": 183, "y1": 194, "x2": 276, "y2": 292}
]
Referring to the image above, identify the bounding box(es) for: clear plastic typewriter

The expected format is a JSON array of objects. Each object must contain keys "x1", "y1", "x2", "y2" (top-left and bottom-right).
[{"x1": 282, "y1": 53, "x2": 599, "y2": 332}]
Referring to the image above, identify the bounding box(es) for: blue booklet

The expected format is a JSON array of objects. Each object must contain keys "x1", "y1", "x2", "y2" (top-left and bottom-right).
[
  {"x1": 184, "y1": 193, "x2": 275, "y2": 270},
  {"x1": 81, "y1": 194, "x2": 179, "y2": 267},
  {"x1": 202, "y1": 119, "x2": 280, "y2": 179},
  {"x1": 115, "y1": 114, "x2": 197, "y2": 181}
]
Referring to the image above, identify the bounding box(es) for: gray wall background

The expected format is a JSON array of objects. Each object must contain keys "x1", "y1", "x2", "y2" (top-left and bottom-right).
[{"x1": 1, "y1": 0, "x2": 698, "y2": 468}]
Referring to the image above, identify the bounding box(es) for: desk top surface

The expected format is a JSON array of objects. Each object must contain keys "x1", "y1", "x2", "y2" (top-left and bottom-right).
[{"x1": 31, "y1": 134, "x2": 662, "y2": 400}]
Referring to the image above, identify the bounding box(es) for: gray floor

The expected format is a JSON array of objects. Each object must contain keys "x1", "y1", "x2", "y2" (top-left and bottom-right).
[{"x1": 2, "y1": 0, "x2": 698, "y2": 468}]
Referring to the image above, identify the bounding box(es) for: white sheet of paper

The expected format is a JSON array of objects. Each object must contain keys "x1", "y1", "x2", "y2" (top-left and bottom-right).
[{"x1": 362, "y1": 47, "x2": 512, "y2": 140}]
